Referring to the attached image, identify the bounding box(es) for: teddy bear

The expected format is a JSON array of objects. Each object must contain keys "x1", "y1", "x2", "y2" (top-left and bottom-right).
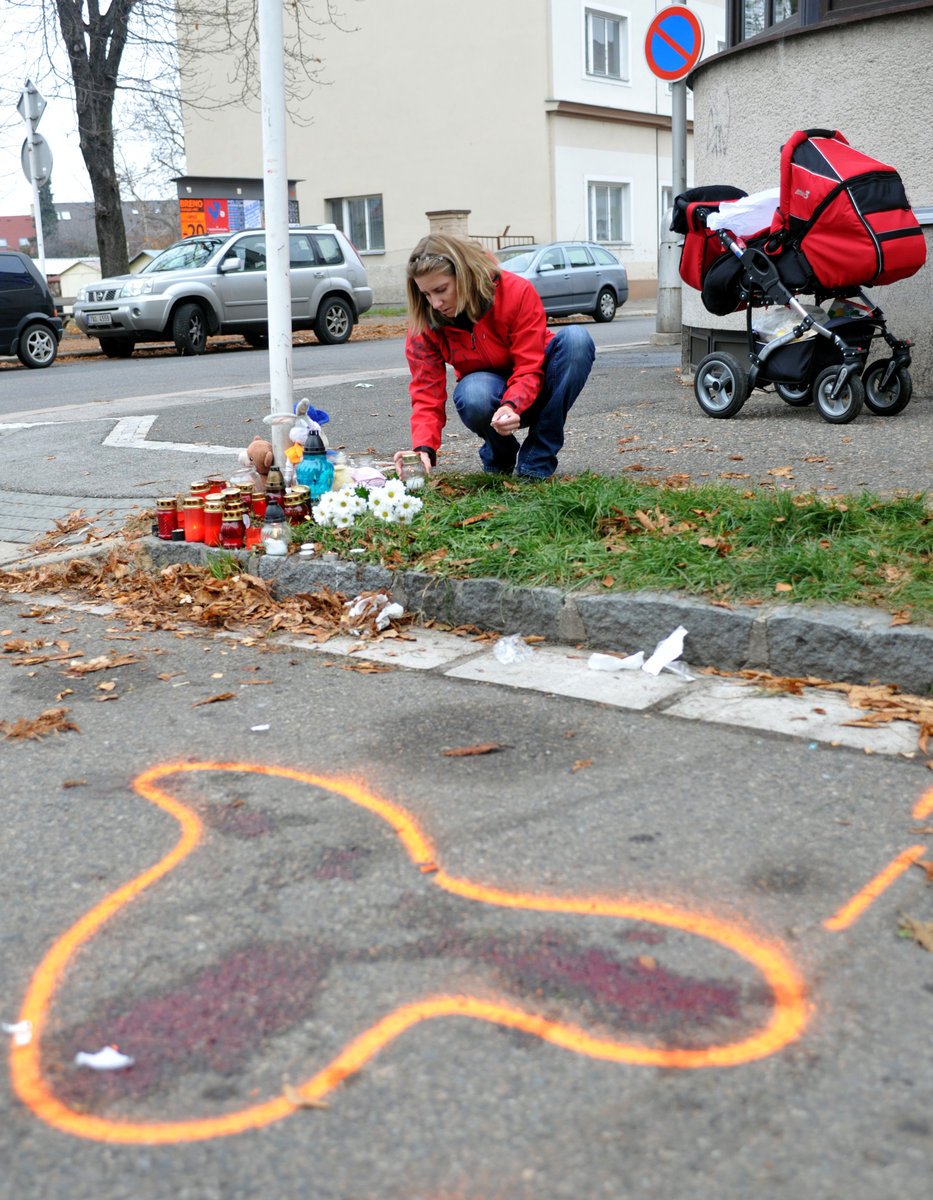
[{"x1": 237, "y1": 436, "x2": 275, "y2": 491}]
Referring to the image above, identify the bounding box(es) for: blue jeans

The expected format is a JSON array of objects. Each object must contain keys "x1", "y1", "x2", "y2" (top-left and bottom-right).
[{"x1": 451, "y1": 324, "x2": 596, "y2": 479}]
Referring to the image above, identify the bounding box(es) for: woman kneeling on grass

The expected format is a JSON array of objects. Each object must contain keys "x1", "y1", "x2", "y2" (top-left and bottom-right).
[{"x1": 394, "y1": 234, "x2": 595, "y2": 481}]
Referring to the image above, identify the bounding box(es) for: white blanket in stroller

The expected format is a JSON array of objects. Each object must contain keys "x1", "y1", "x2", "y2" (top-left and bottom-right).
[{"x1": 706, "y1": 188, "x2": 780, "y2": 236}]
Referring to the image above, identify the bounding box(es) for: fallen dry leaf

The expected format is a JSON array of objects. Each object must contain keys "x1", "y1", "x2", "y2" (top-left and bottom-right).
[
  {"x1": 283, "y1": 1084, "x2": 329, "y2": 1110},
  {"x1": 442, "y1": 742, "x2": 510, "y2": 757},
  {"x1": 337, "y1": 660, "x2": 395, "y2": 674},
  {"x1": 458, "y1": 508, "x2": 504, "y2": 527},
  {"x1": 1, "y1": 707, "x2": 80, "y2": 740},
  {"x1": 10, "y1": 651, "x2": 83, "y2": 667},
  {"x1": 774, "y1": 582, "x2": 793, "y2": 593},
  {"x1": 898, "y1": 915, "x2": 933, "y2": 952},
  {"x1": 65, "y1": 653, "x2": 138, "y2": 676},
  {"x1": 191, "y1": 692, "x2": 237, "y2": 707},
  {"x1": 768, "y1": 466, "x2": 795, "y2": 478},
  {"x1": 571, "y1": 759, "x2": 593, "y2": 772},
  {"x1": 62, "y1": 779, "x2": 87, "y2": 788},
  {"x1": 3, "y1": 638, "x2": 45, "y2": 653},
  {"x1": 29, "y1": 509, "x2": 98, "y2": 554},
  {"x1": 912, "y1": 860, "x2": 933, "y2": 883}
]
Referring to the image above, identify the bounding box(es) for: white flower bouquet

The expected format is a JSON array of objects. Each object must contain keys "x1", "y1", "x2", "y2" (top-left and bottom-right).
[{"x1": 311, "y1": 478, "x2": 424, "y2": 529}]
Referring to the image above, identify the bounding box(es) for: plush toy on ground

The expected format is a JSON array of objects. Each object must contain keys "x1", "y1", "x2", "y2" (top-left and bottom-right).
[{"x1": 239, "y1": 437, "x2": 275, "y2": 491}]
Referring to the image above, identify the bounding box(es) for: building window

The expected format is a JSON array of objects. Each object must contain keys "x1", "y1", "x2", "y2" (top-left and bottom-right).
[
  {"x1": 734, "y1": 0, "x2": 799, "y2": 42},
  {"x1": 586, "y1": 9, "x2": 629, "y2": 82},
  {"x1": 588, "y1": 181, "x2": 630, "y2": 244},
  {"x1": 19, "y1": 237, "x2": 31, "y2": 247},
  {"x1": 0, "y1": 238, "x2": 7, "y2": 247},
  {"x1": 328, "y1": 194, "x2": 384, "y2": 253}
]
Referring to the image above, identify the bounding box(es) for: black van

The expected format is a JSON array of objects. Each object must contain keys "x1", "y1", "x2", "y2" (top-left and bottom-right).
[{"x1": 0, "y1": 250, "x2": 64, "y2": 368}]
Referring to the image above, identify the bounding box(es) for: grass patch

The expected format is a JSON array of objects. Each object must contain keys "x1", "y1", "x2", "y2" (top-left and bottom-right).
[
  {"x1": 297, "y1": 474, "x2": 933, "y2": 619},
  {"x1": 365, "y1": 305, "x2": 407, "y2": 318}
]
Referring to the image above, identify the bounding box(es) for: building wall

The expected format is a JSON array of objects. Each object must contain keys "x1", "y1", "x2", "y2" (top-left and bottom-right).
[
  {"x1": 181, "y1": 0, "x2": 724, "y2": 303},
  {"x1": 686, "y1": 8, "x2": 933, "y2": 389}
]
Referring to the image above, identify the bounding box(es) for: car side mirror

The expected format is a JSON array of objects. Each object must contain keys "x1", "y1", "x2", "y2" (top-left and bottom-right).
[
  {"x1": 219, "y1": 256, "x2": 243, "y2": 273},
  {"x1": 537, "y1": 263, "x2": 556, "y2": 273}
]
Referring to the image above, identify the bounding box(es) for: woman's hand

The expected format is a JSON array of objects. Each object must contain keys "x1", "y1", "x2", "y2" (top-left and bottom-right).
[
  {"x1": 393, "y1": 450, "x2": 434, "y2": 474},
  {"x1": 490, "y1": 404, "x2": 520, "y2": 435}
]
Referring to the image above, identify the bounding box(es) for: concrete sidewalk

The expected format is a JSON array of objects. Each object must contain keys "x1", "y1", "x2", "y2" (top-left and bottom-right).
[{"x1": 1, "y1": 320, "x2": 929, "y2": 694}]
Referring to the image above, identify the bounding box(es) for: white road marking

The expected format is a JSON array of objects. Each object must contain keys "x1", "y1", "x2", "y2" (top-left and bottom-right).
[{"x1": 102, "y1": 414, "x2": 235, "y2": 455}]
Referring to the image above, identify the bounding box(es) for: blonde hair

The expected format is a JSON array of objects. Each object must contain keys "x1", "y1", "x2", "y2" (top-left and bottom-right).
[{"x1": 406, "y1": 234, "x2": 500, "y2": 334}]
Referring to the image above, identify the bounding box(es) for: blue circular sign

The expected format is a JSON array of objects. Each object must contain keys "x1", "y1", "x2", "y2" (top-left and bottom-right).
[{"x1": 645, "y1": 6, "x2": 705, "y2": 82}]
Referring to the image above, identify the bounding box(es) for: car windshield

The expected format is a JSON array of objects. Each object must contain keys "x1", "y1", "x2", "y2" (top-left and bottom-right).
[
  {"x1": 142, "y1": 237, "x2": 230, "y2": 273},
  {"x1": 497, "y1": 249, "x2": 537, "y2": 271}
]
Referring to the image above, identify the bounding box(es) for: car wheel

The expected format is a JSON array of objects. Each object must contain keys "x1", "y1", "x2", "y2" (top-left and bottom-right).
[
  {"x1": 244, "y1": 331, "x2": 269, "y2": 349},
  {"x1": 694, "y1": 352, "x2": 749, "y2": 418},
  {"x1": 100, "y1": 339, "x2": 136, "y2": 359},
  {"x1": 17, "y1": 322, "x2": 58, "y2": 368},
  {"x1": 172, "y1": 302, "x2": 208, "y2": 356},
  {"x1": 314, "y1": 297, "x2": 353, "y2": 345},
  {"x1": 593, "y1": 287, "x2": 617, "y2": 323}
]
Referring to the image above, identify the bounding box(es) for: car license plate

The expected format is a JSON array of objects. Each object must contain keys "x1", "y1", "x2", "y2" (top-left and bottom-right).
[{"x1": 88, "y1": 313, "x2": 113, "y2": 327}]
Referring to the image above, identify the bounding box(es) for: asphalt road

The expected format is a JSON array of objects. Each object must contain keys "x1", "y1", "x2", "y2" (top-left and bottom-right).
[
  {"x1": 1, "y1": 309, "x2": 932, "y2": 1198},
  {"x1": 1, "y1": 589, "x2": 932, "y2": 1200},
  {"x1": 1, "y1": 311, "x2": 930, "y2": 500}
]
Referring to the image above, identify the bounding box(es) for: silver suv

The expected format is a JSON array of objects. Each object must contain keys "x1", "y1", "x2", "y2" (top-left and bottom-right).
[{"x1": 73, "y1": 225, "x2": 374, "y2": 357}]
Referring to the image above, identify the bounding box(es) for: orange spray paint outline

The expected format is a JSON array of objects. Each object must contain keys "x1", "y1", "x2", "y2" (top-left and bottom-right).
[{"x1": 12, "y1": 760, "x2": 813, "y2": 1144}]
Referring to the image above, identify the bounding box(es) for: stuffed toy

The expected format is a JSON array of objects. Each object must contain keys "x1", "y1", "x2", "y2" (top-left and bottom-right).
[{"x1": 238, "y1": 436, "x2": 275, "y2": 491}]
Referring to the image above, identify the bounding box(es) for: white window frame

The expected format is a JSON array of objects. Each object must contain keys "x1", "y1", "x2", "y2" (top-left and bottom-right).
[
  {"x1": 329, "y1": 194, "x2": 384, "y2": 254},
  {"x1": 585, "y1": 177, "x2": 632, "y2": 246},
  {"x1": 584, "y1": 6, "x2": 630, "y2": 84}
]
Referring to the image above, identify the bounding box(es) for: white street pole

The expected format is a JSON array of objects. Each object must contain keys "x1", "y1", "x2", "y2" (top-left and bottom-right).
[
  {"x1": 28, "y1": 145, "x2": 46, "y2": 281},
  {"x1": 18, "y1": 81, "x2": 48, "y2": 280},
  {"x1": 256, "y1": 0, "x2": 294, "y2": 469}
]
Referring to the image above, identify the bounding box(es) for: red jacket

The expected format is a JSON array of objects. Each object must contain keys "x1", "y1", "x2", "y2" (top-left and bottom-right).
[{"x1": 405, "y1": 270, "x2": 553, "y2": 453}]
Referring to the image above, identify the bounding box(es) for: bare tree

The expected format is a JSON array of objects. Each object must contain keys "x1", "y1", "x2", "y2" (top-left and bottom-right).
[{"x1": 11, "y1": 0, "x2": 356, "y2": 276}]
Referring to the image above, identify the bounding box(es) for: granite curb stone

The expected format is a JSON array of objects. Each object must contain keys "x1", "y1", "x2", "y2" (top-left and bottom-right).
[{"x1": 127, "y1": 537, "x2": 933, "y2": 694}]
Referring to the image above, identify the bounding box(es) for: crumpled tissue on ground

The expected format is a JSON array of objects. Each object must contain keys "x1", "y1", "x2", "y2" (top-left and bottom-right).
[{"x1": 74, "y1": 1046, "x2": 135, "y2": 1070}]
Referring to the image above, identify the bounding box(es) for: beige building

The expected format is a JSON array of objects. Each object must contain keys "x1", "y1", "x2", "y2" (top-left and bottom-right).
[
  {"x1": 180, "y1": 0, "x2": 724, "y2": 302},
  {"x1": 684, "y1": 1, "x2": 933, "y2": 392}
]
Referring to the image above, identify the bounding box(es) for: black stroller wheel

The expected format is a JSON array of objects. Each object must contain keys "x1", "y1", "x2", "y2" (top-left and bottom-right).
[
  {"x1": 814, "y1": 367, "x2": 864, "y2": 424},
  {"x1": 862, "y1": 360, "x2": 912, "y2": 416},
  {"x1": 694, "y1": 352, "x2": 749, "y2": 418},
  {"x1": 774, "y1": 381, "x2": 814, "y2": 407}
]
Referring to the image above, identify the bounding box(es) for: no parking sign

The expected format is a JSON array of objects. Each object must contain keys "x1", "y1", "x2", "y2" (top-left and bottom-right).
[{"x1": 645, "y1": 5, "x2": 705, "y2": 82}]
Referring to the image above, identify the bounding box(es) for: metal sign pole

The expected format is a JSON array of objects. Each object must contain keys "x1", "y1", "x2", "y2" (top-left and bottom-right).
[
  {"x1": 648, "y1": 1, "x2": 695, "y2": 338},
  {"x1": 256, "y1": 0, "x2": 294, "y2": 468},
  {"x1": 18, "y1": 81, "x2": 48, "y2": 280}
]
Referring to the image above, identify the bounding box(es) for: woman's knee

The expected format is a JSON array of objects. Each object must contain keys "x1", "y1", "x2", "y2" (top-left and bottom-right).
[
  {"x1": 552, "y1": 323, "x2": 596, "y2": 364},
  {"x1": 453, "y1": 372, "x2": 506, "y2": 425}
]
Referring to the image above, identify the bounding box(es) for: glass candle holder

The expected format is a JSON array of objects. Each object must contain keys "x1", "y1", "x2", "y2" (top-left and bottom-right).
[
  {"x1": 156, "y1": 497, "x2": 177, "y2": 540},
  {"x1": 183, "y1": 496, "x2": 205, "y2": 542},
  {"x1": 203, "y1": 499, "x2": 223, "y2": 547},
  {"x1": 397, "y1": 451, "x2": 427, "y2": 490},
  {"x1": 261, "y1": 502, "x2": 291, "y2": 556},
  {"x1": 220, "y1": 503, "x2": 245, "y2": 549}
]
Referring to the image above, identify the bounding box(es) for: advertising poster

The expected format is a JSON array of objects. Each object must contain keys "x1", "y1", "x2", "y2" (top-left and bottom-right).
[
  {"x1": 179, "y1": 197, "x2": 206, "y2": 238},
  {"x1": 204, "y1": 198, "x2": 230, "y2": 233}
]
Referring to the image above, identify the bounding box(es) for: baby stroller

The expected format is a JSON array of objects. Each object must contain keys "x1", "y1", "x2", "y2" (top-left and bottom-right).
[{"x1": 672, "y1": 129, "x2": 926, "y2": 424}]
